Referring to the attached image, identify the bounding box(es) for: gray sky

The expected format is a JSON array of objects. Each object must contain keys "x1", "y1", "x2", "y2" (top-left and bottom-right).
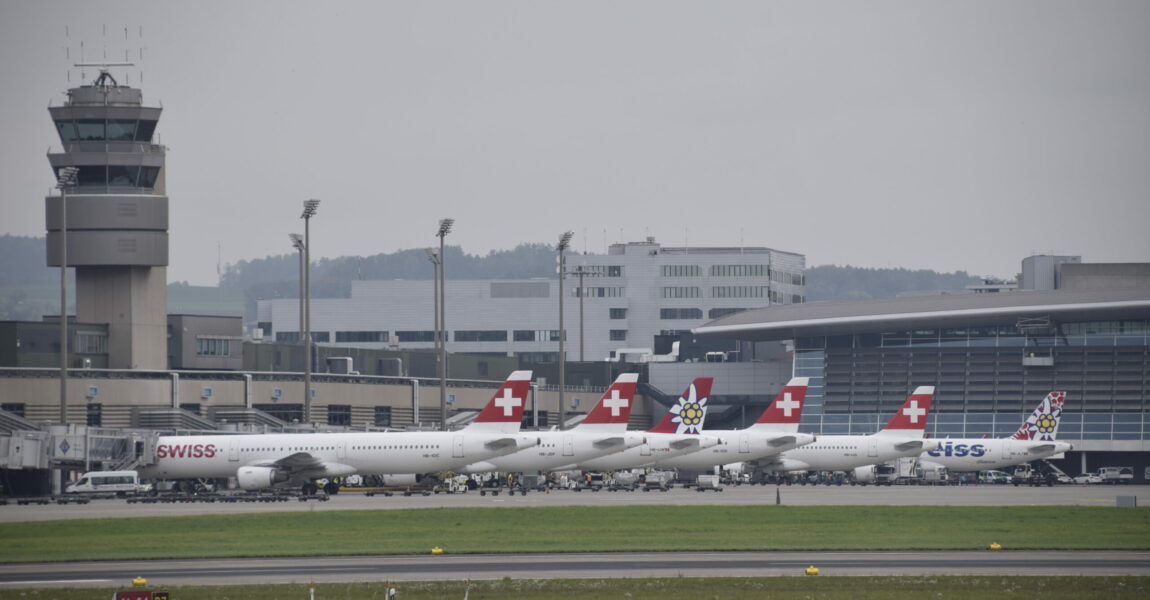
[{"x1": 3, "y1": 1, "x2": 1148, "y2": 286}]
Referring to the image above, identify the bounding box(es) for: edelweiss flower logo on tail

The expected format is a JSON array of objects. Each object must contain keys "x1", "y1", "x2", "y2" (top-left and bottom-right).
[
  {"x1": 669, "y1": 383, "x2": 708, "y2": 434},
  {"x1": 1012, "y1": 391, "x2": 1066, "y2": 441}
]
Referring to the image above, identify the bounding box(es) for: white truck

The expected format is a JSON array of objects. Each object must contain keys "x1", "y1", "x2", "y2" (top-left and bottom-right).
[{"x1": 1098, "y1": 466, "x2": 1134, "y2": 484}]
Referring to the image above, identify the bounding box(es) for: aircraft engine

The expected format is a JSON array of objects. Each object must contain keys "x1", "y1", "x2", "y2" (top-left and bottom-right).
[{"x1": 236, "y1": 466, "x2": 290, "y2": 490}]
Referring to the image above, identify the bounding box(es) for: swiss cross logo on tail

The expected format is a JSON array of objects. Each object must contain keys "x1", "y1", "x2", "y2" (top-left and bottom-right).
[
  {"x1": 754, "y1": 377, "x2": 809, "y2": 425},
  {"x1": 902, "y1": 400, "x2": 926, "y2": 424},
  {"x1": 777, "y1": 393, "x2": 800, "y2": 417},
  {"x1": 473, "y1": 371, "x2": 532, "y2": 425},
  {"x1": 1011, "y1": 391, "x2": 1066, "y2": 441},
  {"x1": 581, "y1": 373, "x2": 639, "y2": 425},
  {"x1": 494, "y1": 388, "x2": 522, "y2": 416},
  {"x1": 881, "y1": 386, "x2": 935, "y2": 432},
  {"x1": 603, "y1": 390, "x2": 628, "y2": 416}
]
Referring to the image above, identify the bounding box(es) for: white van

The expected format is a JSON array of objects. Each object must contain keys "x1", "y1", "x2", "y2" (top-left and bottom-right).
[{"x1": 65, "y1": 471, "x2": 150, "y2": 496}]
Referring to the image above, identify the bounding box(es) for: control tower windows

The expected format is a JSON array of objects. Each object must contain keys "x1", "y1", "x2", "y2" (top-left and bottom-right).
[
  {"x1": 106, "y1": 120, "x2": 137, "y2": 141},
  {"x1": 64, "y1": 165, "x2": 161, "y2": 189},
  {"x1": 107, "y1": 165, "x2": 135, "y2": 186},
  {"x1": 76, "y1": 119, "x2": 105, "y2": 141},
  {"x1": 56, "y1": 120, "x2": 79, "y2": 143},
  {"x1": 52, "y1": 119, "x2": 158, "y2": 143}
]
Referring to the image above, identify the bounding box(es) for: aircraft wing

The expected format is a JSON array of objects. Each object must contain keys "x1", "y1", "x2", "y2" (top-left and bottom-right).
[
  {"x1": 893, "y1": 440, "x2": 928, "y2": 452},
  {"x1": 592, "y1": 436, "x2": 626, "y2": 449},
  {"x1": 248, "y1": 452, "x2": 355, "y2": 480}
]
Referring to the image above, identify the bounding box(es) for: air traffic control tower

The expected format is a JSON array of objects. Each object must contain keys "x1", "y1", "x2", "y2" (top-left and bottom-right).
[{"x1": 45, "y1": 69, "x2": 168, "y2": 369}]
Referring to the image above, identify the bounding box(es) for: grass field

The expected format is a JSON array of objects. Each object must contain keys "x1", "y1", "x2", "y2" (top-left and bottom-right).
[
  {"x1": 0, "y1": 577, "x2": 1147, "y2": 600},
  {"x1": 2, "y1": 505, "x2": 1147, "y2": 563}
]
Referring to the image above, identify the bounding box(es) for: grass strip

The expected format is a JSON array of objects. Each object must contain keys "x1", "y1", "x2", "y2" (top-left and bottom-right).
[
  {"x1": 1, "y1": 577, "x2": 1148, "y2": 600},
  {"x1": 1, "y1": 505, "x2": 1146, "y2": 563}
]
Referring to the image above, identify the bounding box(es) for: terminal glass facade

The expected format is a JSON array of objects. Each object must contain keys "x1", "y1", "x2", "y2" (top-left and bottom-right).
[{"x1": 794, "y1": 319, "x2": 1149, "y2": 440}]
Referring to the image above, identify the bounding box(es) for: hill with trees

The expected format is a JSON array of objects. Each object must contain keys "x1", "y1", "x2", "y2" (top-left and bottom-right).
[{"x1": 0, "y1": 235, "x2": 983, "y2": 321}]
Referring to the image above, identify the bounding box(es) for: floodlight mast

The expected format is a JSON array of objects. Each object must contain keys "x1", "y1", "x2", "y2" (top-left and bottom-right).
[
  {"x1": 300, "y1": 200, "x2": 320, "y2": 424},
  {"x1": 56, "y1": 166, "x2": 79, "y2": 425},
  {"x1": 436, "y1": 218, "x2": 453, "y2": 429},
  {"x1": 289, "y1": 234, "x2": 306, "y2": 382},
  {"x1": 557, "y1": 231, "x2": 573, "y2": 429}
]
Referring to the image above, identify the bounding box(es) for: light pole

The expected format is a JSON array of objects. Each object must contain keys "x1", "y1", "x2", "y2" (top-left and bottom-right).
[
  {"x1": 300, "y1": 199, "x2": 320, "y2": 425},
  {"x1": 289, "y1": 233, "x2": 305, "y2": 387},
  {"x1": 568, "y1": 265, "x2": 592, "y2": 362},
  {"x1": 425, "y1": 247, "x2": 441, "y2": 426},
  {"x1": 56, "y1": 166, "x2": 78, "y2": 425},
  {"x1": 557, "y1": 231, "x2": 573, "y2": 429},
  {"x1": 436, "y1": 218, "x2": 453, "y2": 429}
]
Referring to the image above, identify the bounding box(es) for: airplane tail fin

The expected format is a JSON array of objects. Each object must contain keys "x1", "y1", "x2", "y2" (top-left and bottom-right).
[
  {"x1": 874, "y1": 386, "x2": 934, "y2": 437},
  {"x1": 1010, "y1": 392, "x2": 1066, "y2": 441},
  {"x1": 573, "y1": 373, "x2": 639, "y2": 432},
  {"x1": 464, "y1": 370, "x2": 533, "y2": 433},
  {"x1": 647, "y1": 377, "x2": 712, "y2": 434},
  {"x1": 748, "y1": 377, "x2": 809, "y2": 432}
]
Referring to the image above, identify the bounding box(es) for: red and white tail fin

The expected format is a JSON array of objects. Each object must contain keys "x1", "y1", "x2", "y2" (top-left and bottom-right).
[
  {"x1": 748, "y1": 377, "x2": 809, "y2": 433},
  {"x1": 1010, "y1": 391, "x2": 1066, "y2": 441},
  {"x1": 647, "y1": 377, "x2": 712, "y2": 434},
  {"x1": 574, "y1": 373, "x2": 638, "y2": 432},
  {"x1": 463, "y1": 370, "x2": 533, "y2": 433},
  {"x1": 874, "y1": 386, "x2": 934, "y2": 437}
]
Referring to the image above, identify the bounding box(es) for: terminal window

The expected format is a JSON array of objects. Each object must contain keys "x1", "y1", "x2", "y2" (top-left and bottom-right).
[
  {"x1": 374, "y1": 406, "x2": 392, "y2": 427},
  {"x1": 327, "y1": 405, "x2": 352, "y2": 427}
]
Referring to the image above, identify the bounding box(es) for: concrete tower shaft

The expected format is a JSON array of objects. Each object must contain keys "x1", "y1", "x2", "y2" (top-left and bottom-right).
[{"x1": 45, "y1": 70, "x2": 169, "y2": 369}]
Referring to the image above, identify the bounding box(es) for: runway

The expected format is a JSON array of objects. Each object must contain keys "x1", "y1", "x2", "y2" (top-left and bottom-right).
[
  {"x1": 2, "y1": 550, "x2": 1148, "y2": 587},
  {"x1": 2, "y1": 484, "x2": 1147, "y2": 523}
]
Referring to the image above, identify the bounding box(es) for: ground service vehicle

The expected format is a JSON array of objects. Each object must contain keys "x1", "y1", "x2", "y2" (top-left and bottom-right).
[
  {"x1": 65, "y1": 470, "x2": 150, "y2": 496},
  {"x1": 1098, "y1": 466, "x2": 1134, "y2": 484},
  {"x1": 1074, "y1": 472, "x2": 1102, "y2": 484}
]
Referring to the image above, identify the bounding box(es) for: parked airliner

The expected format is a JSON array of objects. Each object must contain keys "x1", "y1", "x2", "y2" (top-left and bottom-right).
[
  {"x1": 652, "y1": 377, "x2": 816, "y2": 470},
  {"x1": 919, "y1": 391, "x2": 1073, "y2": 472},
  {"x1": 752, "y1": 386, "x2": 941, "y2": 480},
  {"x1": 459, "y1": 373, "x2": 647, "y2": 473},
  {"x1": 564, "y1": 378, "x2": 722, "y2": 471},
  {"x1": 138, "y1": 371, "x2": 539, "y2": 493}
]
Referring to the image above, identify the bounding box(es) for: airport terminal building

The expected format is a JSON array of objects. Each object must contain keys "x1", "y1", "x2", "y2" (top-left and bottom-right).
[
  {"x1": 693, "y1": 263, "x2": 1150, "y2": 478},
  {"x1": 256, "y1": 238, "x2": 806, "y2": 366}
]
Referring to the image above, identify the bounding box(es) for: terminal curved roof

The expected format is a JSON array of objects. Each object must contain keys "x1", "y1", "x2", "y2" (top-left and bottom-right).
[{"x1": 693, "y1": 288, "x2": 1150, "y2": 341}]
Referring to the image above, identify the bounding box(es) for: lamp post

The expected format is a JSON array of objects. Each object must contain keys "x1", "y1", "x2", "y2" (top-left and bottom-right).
[
  {"x1": 289, "y1": 233, "x2": 305, "y2": 387},
  {"x1": 425, "y1": 247, "x2": 441, "y2": 426},
  {"x1": 557, "y1": 231, "x2": 573, "y2": 429},
  {"x1": 56, "y1": 166, "x2": 78, "y2": 425},
  {"x1": 436, "y1": 218, "x2": 454, "y2": 429},
  {"x1": 568, "y1": 264, "x2": 592, "y2": 362},
  {"x1": 300, "y1": 199, "x2": 320, "y2": 425}
]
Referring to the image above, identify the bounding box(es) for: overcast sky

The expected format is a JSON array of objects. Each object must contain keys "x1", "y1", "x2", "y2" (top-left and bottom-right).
[{"x1": 2, "y1": 1, "x2": 1148, "y2": 286}]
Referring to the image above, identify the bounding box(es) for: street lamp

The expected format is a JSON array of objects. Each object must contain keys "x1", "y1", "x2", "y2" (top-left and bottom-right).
[
  {"x1": 425, "y1": 247, "x2": 441, "y2": 427},
  {"x1": 56, "y1": 166, "x2": 78, "y2": 425},
  {"x1": 289, "y1": 233, "x2": 305, "y2": 386},
  {"x1": 436, "y1": 218, "x2": 454, "y2": 429},
  {"x1": 557, "y1": 230, "x2": 573, "y2": 429},
  {"x1": 300, "y1": 199, "x2": 320, "y2": 424},
  {"x1": 567, "y1": 264, "x2": 593, "y2": 362}
]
